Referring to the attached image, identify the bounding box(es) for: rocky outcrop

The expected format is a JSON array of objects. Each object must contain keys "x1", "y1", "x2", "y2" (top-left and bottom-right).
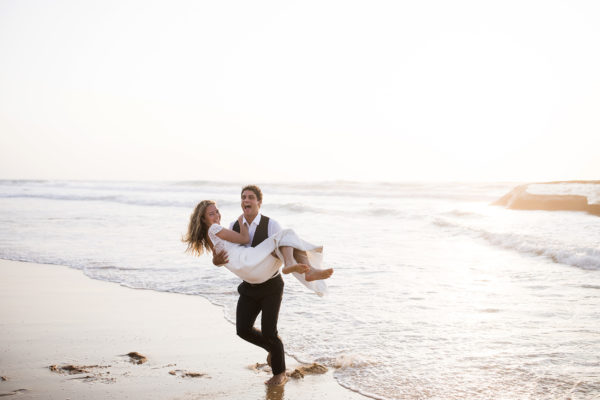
[
  {"x1": 124, "y1": 352, "x2": 147, "y2": 364},
  {"x1": 493, "y1": 184, "x2": 600, "y2": 216}
]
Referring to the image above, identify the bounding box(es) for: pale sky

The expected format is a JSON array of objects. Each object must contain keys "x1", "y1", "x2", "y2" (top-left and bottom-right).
[{"x1": 1, "y1": 0, "x2": 599, "y2": 183}]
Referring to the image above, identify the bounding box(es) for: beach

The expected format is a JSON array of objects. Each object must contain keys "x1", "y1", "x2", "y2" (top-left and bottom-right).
[
  {"x1": 1, "y1": 180, "x2": 599, "y2": 399},
  {"x1": 0, "y1": 259, "x2": 364, "y2": 399}
]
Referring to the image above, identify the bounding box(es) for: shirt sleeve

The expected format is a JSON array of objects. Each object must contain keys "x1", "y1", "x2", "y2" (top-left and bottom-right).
[
  {"x1": 209, "y1": 224, "x2": 224, "y2": 236},
  {"x1": 228, "y1": 221, "x2": 235, "y2": 230},
  {"x1": 268, "y1": 218, "x2": 282, "y2": 236}
]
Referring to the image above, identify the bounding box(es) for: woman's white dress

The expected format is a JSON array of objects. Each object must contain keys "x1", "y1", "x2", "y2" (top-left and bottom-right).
[{"x1": 208, "y1": 224, "x2": 328, "y2": 296}]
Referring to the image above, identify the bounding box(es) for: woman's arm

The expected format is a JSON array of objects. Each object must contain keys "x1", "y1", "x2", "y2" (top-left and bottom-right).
[{"x1": 215, "y1": 216, "x2": 250, "y2": 245}]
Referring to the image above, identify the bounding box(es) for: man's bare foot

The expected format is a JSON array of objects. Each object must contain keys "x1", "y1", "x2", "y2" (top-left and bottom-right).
[
  {"x1": 305, "y1": 267, "x2": 334, "y2": 281},
  {"x1": 282, "y1": 264, "x2": 309, "y2": 275},
  {"x1": 266, "y1": 353, "x2": 272, "y2": 367},
  {"x1": 265, "y1": 372, "x2": 288, "y2": 386}
]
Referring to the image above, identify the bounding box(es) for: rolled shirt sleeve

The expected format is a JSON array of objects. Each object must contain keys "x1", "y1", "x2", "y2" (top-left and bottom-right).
[{"x1": 268, "y1": 218, "x2": 282, "y2": 236}]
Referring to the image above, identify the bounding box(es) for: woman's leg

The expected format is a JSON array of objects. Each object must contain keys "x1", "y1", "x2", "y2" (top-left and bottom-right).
[
  {"x1": 293, "y1": 249, "x2": 334, "y2": 281},
  {"x1": 279, "y1": 246, "x2": 309, "y2": 275}
]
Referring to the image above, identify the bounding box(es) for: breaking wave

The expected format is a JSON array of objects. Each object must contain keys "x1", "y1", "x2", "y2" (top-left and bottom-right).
[{"x1": 433, "y1": 218, "x2": 600, "y2": 270}]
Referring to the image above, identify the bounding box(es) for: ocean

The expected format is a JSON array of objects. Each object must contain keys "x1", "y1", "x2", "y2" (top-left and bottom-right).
[{"x1": 0, "y1": 180, "x2": 598, "y2": 399}]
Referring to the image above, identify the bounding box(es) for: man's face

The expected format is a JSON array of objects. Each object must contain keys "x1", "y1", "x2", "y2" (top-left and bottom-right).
[{"x1": 241, "y1": 190, "x2": 261, "y2": 219}]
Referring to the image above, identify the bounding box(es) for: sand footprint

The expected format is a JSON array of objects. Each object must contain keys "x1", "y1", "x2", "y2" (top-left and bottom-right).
[
  {"x1": 168, "y1": 370, "x2": 207, "y2": 378},
  {"x1": 48, "y1": 364, "x2": 114, "y2": 384},
  {"x1": 0, "y1": 388, "x2": 29, "y2": 397}
]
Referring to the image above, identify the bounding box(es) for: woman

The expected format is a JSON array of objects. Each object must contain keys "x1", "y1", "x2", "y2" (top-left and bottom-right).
[{"x1": 183, "y1": 200, "x2": 333, "y2": 296}]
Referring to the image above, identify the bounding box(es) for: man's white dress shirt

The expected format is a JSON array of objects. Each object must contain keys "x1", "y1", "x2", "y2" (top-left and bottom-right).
[{"x1": 229, "y1": 213, "x2": 282, "y2": 247}]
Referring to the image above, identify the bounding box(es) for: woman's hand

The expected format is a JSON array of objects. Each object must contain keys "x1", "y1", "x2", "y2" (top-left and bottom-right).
[{"x1": 238, "y1": 215, "x2": 250, "y2": 244}]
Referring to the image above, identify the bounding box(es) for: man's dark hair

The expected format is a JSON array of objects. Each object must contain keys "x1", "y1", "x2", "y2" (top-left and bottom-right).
[{"x1": 241, "y1": 185, "x2": 263, "y2": 202}]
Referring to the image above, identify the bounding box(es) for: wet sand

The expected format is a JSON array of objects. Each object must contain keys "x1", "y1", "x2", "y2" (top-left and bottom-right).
[{"x1": 0, "y1": 259, "x2": 364, "y2": 400}]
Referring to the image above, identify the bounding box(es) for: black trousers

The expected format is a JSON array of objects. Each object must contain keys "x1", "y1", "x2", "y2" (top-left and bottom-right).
[{"x1": 236, "y1": 274, "x2": 285, "y2": 375}]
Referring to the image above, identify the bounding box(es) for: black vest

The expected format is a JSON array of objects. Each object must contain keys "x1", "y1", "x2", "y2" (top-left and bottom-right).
[{"x1": 232, "y1": 215, "x2": 270, "y2": 247}]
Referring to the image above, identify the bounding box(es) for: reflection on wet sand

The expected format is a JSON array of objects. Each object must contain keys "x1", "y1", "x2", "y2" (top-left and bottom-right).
[{"x1": 265, "y1": 384, "x2": 284, "y2": 400}]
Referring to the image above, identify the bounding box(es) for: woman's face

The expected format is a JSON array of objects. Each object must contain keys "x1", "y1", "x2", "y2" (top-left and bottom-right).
[{"x1": 203, "y1": 204, "x2": 221, "y2": 225}]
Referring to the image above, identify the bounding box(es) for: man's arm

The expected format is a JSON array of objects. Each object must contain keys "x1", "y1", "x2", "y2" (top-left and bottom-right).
[
  {"x1": 212, "y1": 250, "x2": 229, "y2": 266},
  {"x1": 269, "y1": 218, "x2": 282, "y2": 236},
  {"x1": 269, "y1": 218, "x2": 283, "y2": 259}
]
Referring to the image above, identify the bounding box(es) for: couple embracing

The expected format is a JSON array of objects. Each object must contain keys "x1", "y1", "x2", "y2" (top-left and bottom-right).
[{"x1": 184, "y1": 185, "x2": 333, "y2": 386}]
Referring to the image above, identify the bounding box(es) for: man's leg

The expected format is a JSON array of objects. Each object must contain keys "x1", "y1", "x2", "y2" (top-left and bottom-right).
[
  {"x1": 260, "y1": 277, "x2": 285, "y2": 376},
  {"x1": 236, "y1": 290, "x2": 269, "y2": 351}
]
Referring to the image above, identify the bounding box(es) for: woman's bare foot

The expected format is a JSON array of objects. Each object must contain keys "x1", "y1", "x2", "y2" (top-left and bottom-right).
[
  {"x1": 305, "y1": 267, "x2": 334, "y2": 281},
  {"x1": 282, "y1": 264, "x2": 309, "y2": 275},
  {"x1": 265, "y1": 372, "x2": 288, "y2": 386}
]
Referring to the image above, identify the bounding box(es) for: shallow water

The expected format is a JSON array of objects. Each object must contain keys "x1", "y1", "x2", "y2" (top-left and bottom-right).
[{"x1": 1, "y1": 180, "x2": 599, "y2": 399}]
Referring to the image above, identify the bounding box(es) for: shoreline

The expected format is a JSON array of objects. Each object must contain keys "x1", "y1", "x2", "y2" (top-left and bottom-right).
[{"x1": 0, "y1": 259, "x2": 365, "y2": 399}]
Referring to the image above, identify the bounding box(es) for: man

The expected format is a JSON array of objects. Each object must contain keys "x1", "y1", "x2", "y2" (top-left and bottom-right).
[{"x1": 212, "y1": 185, "x2": 288, "y2": 386}]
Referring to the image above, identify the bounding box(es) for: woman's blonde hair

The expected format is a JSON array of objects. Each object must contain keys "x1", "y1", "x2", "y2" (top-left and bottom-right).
[{"x1": 183, "y1": 200, "x2": 215, "y2": 256}]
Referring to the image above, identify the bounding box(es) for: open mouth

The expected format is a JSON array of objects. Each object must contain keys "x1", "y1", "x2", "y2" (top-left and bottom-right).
[{"x1": 243, "y1": 205, "x2": 252, "y2": 211}]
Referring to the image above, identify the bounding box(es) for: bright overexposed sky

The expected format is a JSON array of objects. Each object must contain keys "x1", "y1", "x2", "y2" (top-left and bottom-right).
[{"x1": 1, "y1": 0, "x2": 599, "y2": 182}]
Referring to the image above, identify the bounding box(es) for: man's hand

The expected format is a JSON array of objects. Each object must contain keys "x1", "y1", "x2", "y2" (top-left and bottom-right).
[{"x1": 212, "y1": 250, "x2": 229, "y2": 266}]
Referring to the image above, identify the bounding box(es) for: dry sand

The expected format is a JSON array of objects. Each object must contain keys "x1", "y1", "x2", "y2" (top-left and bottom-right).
[{"x1": 0, "y1": 259, "x2": 364, "y2": 399}]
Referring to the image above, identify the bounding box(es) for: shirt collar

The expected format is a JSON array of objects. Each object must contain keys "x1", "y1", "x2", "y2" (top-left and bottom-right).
[{"x1": 243, "y1": 213, "x2": 262, "y2": 226}]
